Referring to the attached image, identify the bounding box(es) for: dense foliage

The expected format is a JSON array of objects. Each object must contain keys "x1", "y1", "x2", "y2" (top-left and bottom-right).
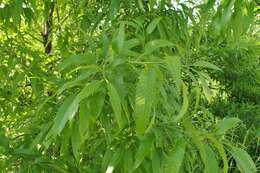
[{"x1": 0, "y1": 0, "x2": 259, "y2": 173}]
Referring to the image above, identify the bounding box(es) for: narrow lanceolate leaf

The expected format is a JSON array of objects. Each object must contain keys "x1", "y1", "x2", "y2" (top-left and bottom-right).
[
  {"x1": 73, "y1": 80, "x2": 103, "y2": 114},
  {"x1": 117, "y1": 22, "x2": 125, "y2": 52},
  {"x1": 146, "y1": 17, "x2": 162, "y2": 34},
  {"x1": 79, "y1": 100, "x2": 89, "y2": 141},
  {"x1": 165, "y1": 55, "x2": 182, "y2": 94},
  {"x1": 183, "y1": 119, "x2": 208, "y2": 173},
  {"x1": 228, "y1": 146, "x2": 256, "y2": 173},
  {"x1": 49, "y1": 80, "x2": 103, "y2": 137},
  {"x1": 152, "y1": 151, "x2": 161, "y2": 173},
  {"x1": 106, "y1": 148, "x2": 124, "y2": 173},
  {"x1": 71, "y1": 121, "x2": 81, "y2": 162},
  {"x1": 57, "y1": 69, "x2": 97, "y2": 95},
  {"x1": 134, "y1": 67, "x2": 157, "y2": 137},
  {"x1": 50, "y1": 94, "x2": 79, "y2": 136},
  {"x1": 207, "y1": 135, "x2": 228, "y2": 173},
  {"x1": 215, "y1": 117, "x2": 241, "y2": 135},
  {"x1": 144, "y1": 39, "x2": 173, "y2": 55},
  {"x1": 133, "y1": 135, "x2": 154, "y2": 170},
  {"x1": 110, "y1": 0, "x2": 120, "y2": 20},
  {"x1": 205, "y1": 145, "x2": 219, "y2": 173},
  {"x1": 175, "y1": 83, "x2": 188, "y2": 122},
  {"x1": 124, "y1": 38, "x2": 140, "y2": 50},
  {"x1": 199, "y1": 75, "x2": 212, "y2": 102},
  {"x1": 108, "y1": 83, "x2": 124, "y2": 129},
  {"x1": 59, "y1": 54, "x2": 88, "y2": 72},
  {"x1": 164, "y1": 139, "x2": 186, "y2": 173},
  {"x1": 192, "y1": 61, "x2": 222, "y2": 71}
]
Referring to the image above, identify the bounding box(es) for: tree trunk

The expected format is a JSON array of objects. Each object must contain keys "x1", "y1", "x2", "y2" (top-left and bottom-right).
[{"x1": 42, "y1": 2, "x2": 55, "y2": 54}]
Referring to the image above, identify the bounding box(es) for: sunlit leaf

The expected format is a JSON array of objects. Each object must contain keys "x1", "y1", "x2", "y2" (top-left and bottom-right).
[
  {"x1": 134, "y1": 67, "x2": 157, "y2": 137},
  {"x1": 165, "y1": 55, "x2": 182, "y2": 94}
]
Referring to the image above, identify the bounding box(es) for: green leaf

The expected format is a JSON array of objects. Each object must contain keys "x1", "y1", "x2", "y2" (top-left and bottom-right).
[
  {"x1": 205, "y1": 145, "x2": 219, "y2": 173},
  {"x1": 183, "y1": 119, "x2": 209, "y2": 173},
  {"x1": 165, "y1": 55, "x2": 182, "y2": 94},
  {"x1": 48, "y1": 81, "x2": 102, "y2": 137},
  {"x1": 133, "y1": 135, "x2": 154, "y2": 170},
  {"x1": 215, "y1": 117, "x2": 241, "y2": 135},
  {"x1": 144, "y1": 40, "x2": 173, "y2": 55},
  {"x1": 207, "y1": 135, "x2": 228, "y2": 173},
  {"x1": 138, "y1": 0, "x2": 145, "y2": 12},
  {"x1": 199, "y1": 75, "x2": 212, "y2": 102},
  {"x1": 57, "y1": 70, "x2": 97, "y2": 95},
  {"x1": 49, "y1": 94, "x2": 79, "y2": 136},
  {"x1": 228, "y1": 146, "x2": 256, "y2": 173},
  {"x1": 152, "y1": 151, "x2": 161, "y2": 173},
  {"x1": 74, "y1": 80, "x2": 103, "y2": 111},
  {"x1": 117, "y1": 22, "x2": 125, "y2": 52},
  {"x1": 193, "y1": 61, "x2": 222, "y2": 71},
  {"x1": 59, "y1": 54, "x2": 88, "y2": 72},
  {"x1": 123, "y1": 149, "x2": 134, "y2": 172},
  {"x1": 147, "y1": 17, "x2": 162, "y2": 34},
  {"x1": 107, "y1": 83, "x2": 124, "y2": 129},
  {"x1": 110, "y1": 0, "x2": 120, "y2": 20},
  {"x1": 106, "y1": 148, "x2": 124, "y2": 173},
  {"x1": 124, "y1": 38, "x2": 140, "y2": 50},
  {"x1": 71, "y1": 121, "x2": 81, "y2": 162},
  {"x1": 175, "y1": 83, "x2": 188, "y2": 122},
  {"x1": 134, "y1": 67, "x2": 157, "y2": 137},
  {"x1": 79, "y1": 100, "x2": 89, "y2": 142},
  {"x1": 164, "y1": 139, "x2": 186, "y2": 173}
]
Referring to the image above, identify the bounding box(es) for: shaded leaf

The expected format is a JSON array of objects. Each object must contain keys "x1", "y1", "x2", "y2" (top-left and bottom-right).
[{"x1": 108, "y1": 83, "x2": 124, "y2": 129}]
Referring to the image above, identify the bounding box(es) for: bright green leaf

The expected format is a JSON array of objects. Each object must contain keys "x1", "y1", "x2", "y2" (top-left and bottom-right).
[{"x1": 134, "y1": 67, "x2": 157, "y2": 137}]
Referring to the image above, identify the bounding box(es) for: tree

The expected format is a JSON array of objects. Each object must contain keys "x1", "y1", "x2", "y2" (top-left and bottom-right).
[{"x1": 0, "y1": 0, "x2": 258, "y2": 172}]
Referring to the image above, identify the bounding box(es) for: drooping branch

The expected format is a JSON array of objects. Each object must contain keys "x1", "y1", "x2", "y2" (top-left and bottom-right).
[{"x1": 42, "y1": 1, "x2": 55, "y2": 54}]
